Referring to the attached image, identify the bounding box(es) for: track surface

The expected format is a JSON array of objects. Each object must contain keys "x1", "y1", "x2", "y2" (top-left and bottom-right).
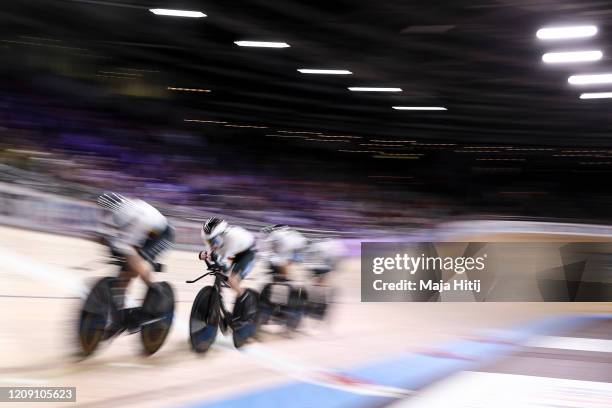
[{"x1": 0, "y1": 226, "x2": 608, "y2": 407}]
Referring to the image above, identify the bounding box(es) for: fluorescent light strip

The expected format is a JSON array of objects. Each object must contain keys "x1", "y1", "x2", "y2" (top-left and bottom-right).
[
  {"x1": 149, "y1": 9, "x2": 206, "y2": 18},
  {"x1": 568, "y1": 73, "x2": 612, "y2": 85},
  {"x1": 580, "y1": 92, "x2": 612, "y2": 99},
  {"x1": 234, "y1": 41, "x2": 290, "y2": 48},
  {"x1": 392, "y1": 106, "x2": 447, "y2": 111},
  {"x1": 168, "y1": 87, "x2": 211, "y2": 92},
  {"x1": 348, "y1": 87, "x2": 402, "y2": 92},
  {"x1": 542, "y1": 50, "x2": 602, "y2": 63},
  {"x1": 536, "y1": 25, "x2": 597, "y2": 40},
  {"x1": 298, "y1": 69, "x2": 352, "y2": 75}
]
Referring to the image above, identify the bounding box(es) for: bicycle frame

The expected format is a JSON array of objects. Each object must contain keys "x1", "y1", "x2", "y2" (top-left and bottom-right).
[{"x1": 186, "y1": 265, "x2": 232, "y2": 326}]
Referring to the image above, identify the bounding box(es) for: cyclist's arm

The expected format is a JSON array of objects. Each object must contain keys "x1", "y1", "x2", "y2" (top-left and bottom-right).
[{"x1": 198, "y1": 249, "x2": 231, "y2": 272}]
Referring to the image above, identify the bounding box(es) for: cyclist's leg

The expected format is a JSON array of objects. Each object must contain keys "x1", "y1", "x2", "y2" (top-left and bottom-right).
[
  {"x1": 111, "y1": 265, "x2": 136, "y2": 309},
  {"x1": 125, "y1": 254, "x2": 153, "y2": 285},
  {"x1": 228, "y1": 248, "x2": 256, "y2": 295},
  {"x1": 122, "y1": 226, "x2": 174, "y2": 329},
  {"x1": 229, "y1": 249, "x2": 257, "y2": 321},
  {"x1": 102, "y1": 237, "x2": 132, "y2": 309},
  {"x1": 270, "y1": 248, "x2": 302, "y2": 282},
  {"x1": 310, "y1": 267, "x2": 331, "y2": 302},
  {"x1": 135, "y1": 225, "x2": 175, "y2": 286},
  {"x1": 269, "y1": 262, "x2": 291, "y2": 282},
  {"x1": 105, "y1": 236, "x2": 150, "y2": 307},
  {"x1": 312, "y1": 266, "x2": 331, "y2": 285},
  {"x1": 227, "y1": 273, "x2": 242, "y2": 296}
]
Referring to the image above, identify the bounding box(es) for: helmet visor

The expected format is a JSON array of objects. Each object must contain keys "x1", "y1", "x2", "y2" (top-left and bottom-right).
[{"x1": 208, "y1": 235, "x2": 222, "y2": 248}]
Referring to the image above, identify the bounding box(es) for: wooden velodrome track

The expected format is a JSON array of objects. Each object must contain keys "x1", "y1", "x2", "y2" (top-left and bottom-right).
[{"x1": 0, "y1": 225, "x2": 608, "y2": 407}]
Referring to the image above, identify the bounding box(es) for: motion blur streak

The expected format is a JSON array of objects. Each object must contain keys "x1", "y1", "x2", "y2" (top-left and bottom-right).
[{"x1": 0, "y1": 246, "x2": 88, "y2": 297}]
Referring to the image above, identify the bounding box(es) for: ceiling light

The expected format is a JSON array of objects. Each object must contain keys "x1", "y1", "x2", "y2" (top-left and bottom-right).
[
  {"x1": 298, "y1": 69, "x2": 352, "y2": 74},
  {"x1": 392, "y1": 106, "x2": 447, "y2": 111},
  {"x1": 580, "y1": 92, "x2": 612, "y2": 99},
  {"x1": 234, "y1": 41, "x2": 290, "y2": 48},
  {"x1": 542, "y1": 50, "x2": 602, "y2": 63},
  {"x1": 568, "y1": 73, "x2": 612, "y2": 85},
  {"x1": 149, "y1": 9, "x2": 206, "y2": 18},
  {"x1": 348, "y1": 87, "x2": 402, "y2": 92},
  {"x1": 536, "y1": 25, "x2": 597, "y2": 40}
]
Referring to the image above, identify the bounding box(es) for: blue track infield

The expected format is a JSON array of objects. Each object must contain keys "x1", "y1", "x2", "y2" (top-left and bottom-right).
[{"x1": 179, "y1": 314, "x2": 611, "y2": 408}]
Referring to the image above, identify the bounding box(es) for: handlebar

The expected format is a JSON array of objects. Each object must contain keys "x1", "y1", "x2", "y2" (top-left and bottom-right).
[
  {"x1": 185, "y1": 272, "x2": 211, "y2": 284},
  {"x1": 185, "y1": 264, "x2": 229, "y2": 285}
]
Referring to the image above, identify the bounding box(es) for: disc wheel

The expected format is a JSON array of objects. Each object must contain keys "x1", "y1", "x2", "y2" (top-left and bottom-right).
[
  {"x1": 141, "y1": 281, "x2": 175, "y2": 355},
  {"x1": 256, "y1": 283, "x2": 275, "y2": 327},
  {"x1": 78, "y1": 277, "x2": 115, "y2": 357},
  {"x1": 307, "y1": 286, "x2": 334, "y2": 320},
  {"x1": 189, "y1": 286, "x2": 220, "y2": 353}
]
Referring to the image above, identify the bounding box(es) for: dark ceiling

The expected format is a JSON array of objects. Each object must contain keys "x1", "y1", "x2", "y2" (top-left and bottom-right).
[{"x1": 3, "y1": 0, "x2": 612, "y2": 148}]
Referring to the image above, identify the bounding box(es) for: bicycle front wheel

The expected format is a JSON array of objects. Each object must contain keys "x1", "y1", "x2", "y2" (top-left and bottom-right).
[{"x1": 189, "y1": 286, "x2": 220, "y2": 353}]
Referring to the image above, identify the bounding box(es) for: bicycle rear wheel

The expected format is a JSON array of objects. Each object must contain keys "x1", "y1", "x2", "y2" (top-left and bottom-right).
[
  {"x1": 232, "y1": 289, "x2": 259, "y2": 348},
  {"x1": 189, "y1": 286, "x2": 220, "y2": 353},
  {"x1": 285, "y1": 286, "x2": 307, "y2": 331},
  {"x1": 141, "y1": 281, "x2": 175, "y2": 355},
  {"x1": 307, "y1": 285, "x2": 334, "y2": 320}
]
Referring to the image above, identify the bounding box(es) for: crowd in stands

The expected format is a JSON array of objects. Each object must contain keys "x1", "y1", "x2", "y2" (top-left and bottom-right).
[{"x1": 0, "y1": 91, "x2": 446, "y2": 236}]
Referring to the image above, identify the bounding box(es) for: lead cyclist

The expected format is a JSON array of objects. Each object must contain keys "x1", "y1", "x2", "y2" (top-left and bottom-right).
[{"x1": 97, "y1": 193, "x2": 174, "y2": 331}]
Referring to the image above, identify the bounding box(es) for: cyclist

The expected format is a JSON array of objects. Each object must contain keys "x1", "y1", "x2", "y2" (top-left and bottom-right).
[
  {"x1": 261, "y1": 224, "x2": 308, "y2": 282},
  {"x1": 303, "y1": 238, "x2": 344, "y2": 319},
  {"x1": 199, "y1": 217, "x2": 257, "y2": 325},
  {"x1": 97, "y1": 193, "x2": 174, "y2": 330},
  {"x1": 305, "y1": 238, "x2": 344, "y2": 286},
  {"x1": 262, "y1": 225, "x2": 342, "y2": 317}
]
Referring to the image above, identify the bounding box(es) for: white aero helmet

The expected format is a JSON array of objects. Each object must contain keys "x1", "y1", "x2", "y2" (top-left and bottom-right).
[
  {"x1": 97, "y1": 192, "x2": 134, "y2": 228},
  {"x1": 201, "y1": 217, "x2": 228, "y2": 243}
]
